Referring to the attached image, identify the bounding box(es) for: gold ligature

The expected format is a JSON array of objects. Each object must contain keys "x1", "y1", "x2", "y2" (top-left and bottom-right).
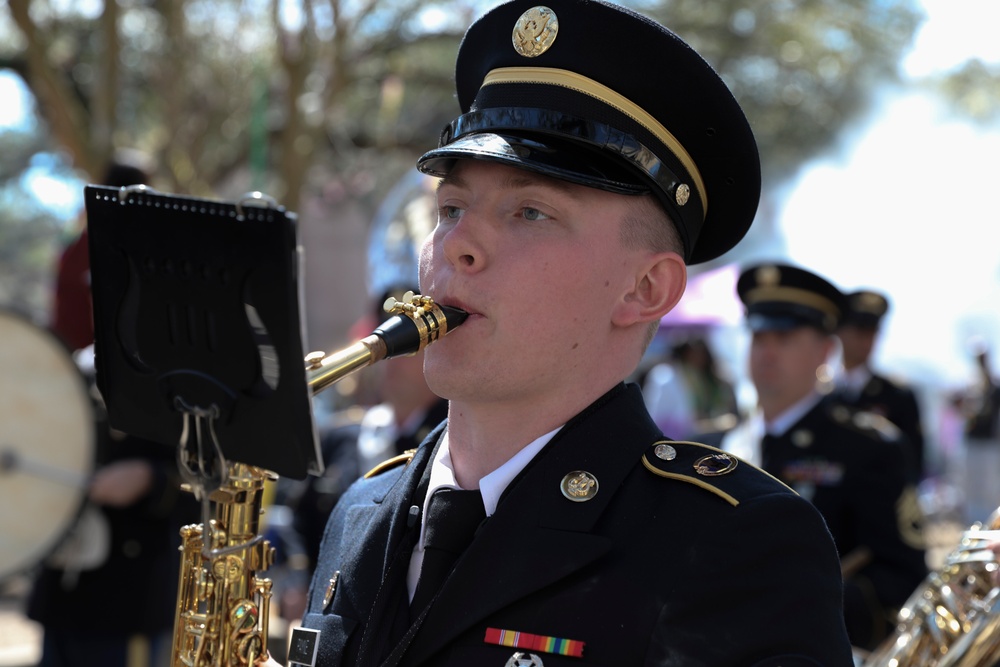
[{"x1": 170, "y1": 293, "x2": 466, "y2": 667}]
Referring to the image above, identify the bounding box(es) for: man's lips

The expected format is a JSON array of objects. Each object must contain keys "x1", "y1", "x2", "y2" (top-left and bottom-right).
[{"x1": 440, "y1": 296, "x2": 479, "y2": 318}]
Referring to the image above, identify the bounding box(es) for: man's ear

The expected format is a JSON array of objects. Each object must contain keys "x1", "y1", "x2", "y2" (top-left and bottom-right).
[{"x1": 612, "y1": 251, "x2": 687, "y2": 327}]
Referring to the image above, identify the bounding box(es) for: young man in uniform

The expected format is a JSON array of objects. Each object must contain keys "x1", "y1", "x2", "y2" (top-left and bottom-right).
[
  {"x1": 718, "y1": 263, "x2": 926, "y2": 651},
  {"x1": 835, "y1": 289, "x2": 926, "y2": 482},
  {"x1": 289, "y1": 1, "x2": 855, "y2": 665}
]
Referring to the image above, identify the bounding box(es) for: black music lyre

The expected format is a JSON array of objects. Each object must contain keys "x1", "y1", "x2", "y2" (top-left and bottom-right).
[{"x1": 85, "y1": 185, "x2": 321, "y2": 480}]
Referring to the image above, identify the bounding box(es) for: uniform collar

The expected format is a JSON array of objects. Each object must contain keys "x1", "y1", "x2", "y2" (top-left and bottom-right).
[
  {"x1": 765, "y1": 391, "x2": 824, "y2": 437},
  {"x1": 837, "y1": 364, "x2": 872, "y2": 398},
  {"x1": 422, "y1": 425, "x2": 562, "y2": 523}
]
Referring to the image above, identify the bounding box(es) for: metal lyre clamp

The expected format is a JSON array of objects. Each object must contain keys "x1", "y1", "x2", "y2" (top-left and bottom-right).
[
  {"x1": 236, "y1": 191, "x2": 279, "y2": 219},
  {"x1": 174, "y1": 396, "x2": 225, "y2": 501},
  {"x1": 117, "y1": 183, "x2": 155, "y2": 205}
]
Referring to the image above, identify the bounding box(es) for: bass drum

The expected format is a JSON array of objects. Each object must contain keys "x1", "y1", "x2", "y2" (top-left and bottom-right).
[{"x1": 0, "y1": 309, "x2": 95, "y2": 582}]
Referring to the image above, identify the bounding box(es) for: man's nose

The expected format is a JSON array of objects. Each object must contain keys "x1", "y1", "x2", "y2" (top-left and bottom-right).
[{"x1": 440, "y1": 214, "x2": 486, "y2": 272}]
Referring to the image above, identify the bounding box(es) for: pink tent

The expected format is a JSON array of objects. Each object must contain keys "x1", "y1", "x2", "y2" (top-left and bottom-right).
[{"x1": 659, "y1": 263, "x2": 743, "y2": 329}]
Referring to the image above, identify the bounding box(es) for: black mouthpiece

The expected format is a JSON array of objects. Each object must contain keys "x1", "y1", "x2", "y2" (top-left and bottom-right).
[
  {"x1": 374, "y1": 303, "x2": 468, "y2": 359},
  {"x1": 440, "y1": 304, "x2": 469, "y2": 329}
]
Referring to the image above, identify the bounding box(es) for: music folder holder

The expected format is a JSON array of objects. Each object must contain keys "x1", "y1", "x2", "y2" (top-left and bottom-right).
[{"x1": 85, "y1": 185, "x2": 321, "y2": 481}]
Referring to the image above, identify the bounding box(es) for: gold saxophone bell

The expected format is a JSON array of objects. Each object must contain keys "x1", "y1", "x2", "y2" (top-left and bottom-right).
[
  {"x1": 861, "y1": 508, "x2": 1000, "y2": 667},
  {"x1": 170, "y1": 294, "x2": 466, "y2": 667}
]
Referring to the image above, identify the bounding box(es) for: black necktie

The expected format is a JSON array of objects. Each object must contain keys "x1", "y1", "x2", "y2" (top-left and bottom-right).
[
  {"x1": 761, "y1": 433, "x2": 779, "y2": 471},
  {"x1": 410, "y1": 488, "x2": 485, "y2": 614}
]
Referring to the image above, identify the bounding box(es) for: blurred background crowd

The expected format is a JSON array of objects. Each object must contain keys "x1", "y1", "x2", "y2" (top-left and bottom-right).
[{"x1": 3, "y1": 0, "x2": 1000, "y2": 664}]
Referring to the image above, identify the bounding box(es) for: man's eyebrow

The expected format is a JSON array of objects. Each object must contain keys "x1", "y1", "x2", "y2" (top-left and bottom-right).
[{"x1": 437, "y1": 168, "x2": 578, "y2": 196}]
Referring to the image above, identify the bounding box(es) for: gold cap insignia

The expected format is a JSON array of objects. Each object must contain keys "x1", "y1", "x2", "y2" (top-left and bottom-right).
[
  {"x1": 853, "y1": 291, "x2": 887, "y2": 314},
  {"x1": 513, "y1": 6, "x2": 559, "y2": 58},
  {"x1": 560, "y1": 470, "x2": 599, "y2": 502},
  {"x1": 693, "y1": 453, "x2": 738, "y2": 477},
  {"x1": 756, "y1": 265, "x2": 781, "y2": 287}
]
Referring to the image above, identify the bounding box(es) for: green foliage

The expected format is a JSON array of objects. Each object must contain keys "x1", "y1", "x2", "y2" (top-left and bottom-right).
[
  {"x1": 927, "y1": 59, "x2": 1000, "y2": 124},
  {"x1": 0, "y1": 128, "x2": 73, "y2": 324},
  {"x1": 0, "y1": 0, "x2": 928, "y2": 318},
  {"x1": 641, "y1": 0, "x2": 925, "y2": 183}
]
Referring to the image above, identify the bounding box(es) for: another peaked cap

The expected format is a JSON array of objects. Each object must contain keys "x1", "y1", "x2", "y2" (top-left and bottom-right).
[
  {"x1": 737, "y1": 263, "x2": 847, "y2": 334},
  {"x1": 842, "y1": 290, "x2": 890, "y2": 329}
]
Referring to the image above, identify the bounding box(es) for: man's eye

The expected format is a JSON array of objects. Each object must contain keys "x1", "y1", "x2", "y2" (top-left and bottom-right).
[
  {"x1": 441, "y1": 205, "x2": 462, "y2": 220},
  {"x1": 522, "y1": 207, "x2": 548, "y2": 221}
]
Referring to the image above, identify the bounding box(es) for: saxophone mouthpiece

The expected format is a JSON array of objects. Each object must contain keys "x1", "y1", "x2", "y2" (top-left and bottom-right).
[
  {"x1": 439, "y1": 304, "x2": 470, "y2": 329},
  {"x1": 375, "y1": 292, "x2": 467, "y2": 358}
]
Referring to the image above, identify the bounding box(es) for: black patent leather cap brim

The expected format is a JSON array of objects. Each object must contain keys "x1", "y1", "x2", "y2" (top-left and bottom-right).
[
  {"x1": 746, "y1": 313, "x2": 815, "y2": 333},
  {"x1": 417, "y1": 132, "x2": 651, "y2": 197}
]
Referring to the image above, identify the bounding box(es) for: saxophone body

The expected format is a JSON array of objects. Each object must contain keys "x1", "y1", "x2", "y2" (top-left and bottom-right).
[
  {"x1": 172, "y1": 464, "x2": 276, "y2": 667},
  {"x1": 170, "y1": 294, "x2": 466, "y2": 667},
  {"x1": 862, "y1": 508, "x2": 1000, "y2": 667}
]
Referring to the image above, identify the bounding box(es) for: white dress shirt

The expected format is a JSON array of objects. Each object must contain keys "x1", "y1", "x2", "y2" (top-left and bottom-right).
[{"x1": 405, "y1": 426, "x2": 561, "y2": 600}]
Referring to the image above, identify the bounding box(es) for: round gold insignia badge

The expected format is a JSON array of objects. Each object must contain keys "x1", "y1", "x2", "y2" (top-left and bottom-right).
[
  {"x1": 560, "y1": 470, "x2": 599, "y2": 502},
  {"x1": 512, "y1": 6, "x2": 559, "y2": 57}
]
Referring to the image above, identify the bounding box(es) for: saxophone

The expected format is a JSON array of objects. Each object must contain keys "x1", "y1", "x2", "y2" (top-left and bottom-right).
[
  {"x1": 861, "y1": 507, "x2": 1000, "y2": 667},
  {"x1": 170, "y1": 294, "x2": 466, "y2": 667}
]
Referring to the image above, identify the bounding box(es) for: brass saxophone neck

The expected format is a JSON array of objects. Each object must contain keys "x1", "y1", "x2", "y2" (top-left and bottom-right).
[{"x1": 305, "y1": 292, "x2": 467, "y2": 394}]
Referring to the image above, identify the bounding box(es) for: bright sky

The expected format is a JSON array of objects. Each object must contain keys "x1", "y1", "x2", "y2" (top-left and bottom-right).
[
  {"x1": 0, "y1": 71, "x2": 30, "y2": 128},
  {"x1": 778, "y1": 0, "x2": 1000, "y2": 387}
]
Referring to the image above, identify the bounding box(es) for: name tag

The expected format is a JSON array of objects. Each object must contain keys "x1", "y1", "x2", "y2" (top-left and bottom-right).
[{"x1": 288, "y1": 627, "x2": 321, "y2": 667}]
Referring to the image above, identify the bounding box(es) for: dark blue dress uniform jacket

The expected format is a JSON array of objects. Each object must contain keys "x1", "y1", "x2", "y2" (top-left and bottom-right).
[
  {"x1": 302, "y1": 384, "x2": 854, "y2": 666},
  {"x1": 759, "y1": 398, "x2": 927, "y2": 650},
  {"x1": 834, "y1": 373, "x2": 926, "y2": 482}
]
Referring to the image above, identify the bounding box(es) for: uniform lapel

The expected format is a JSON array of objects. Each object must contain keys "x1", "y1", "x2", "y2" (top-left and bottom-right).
[
  {"x1": 328, "y1": 433, "x2": 438, "y2": 623},
  {"x1": 403, "y1": 385, "x2": 661, "y2": 665}
]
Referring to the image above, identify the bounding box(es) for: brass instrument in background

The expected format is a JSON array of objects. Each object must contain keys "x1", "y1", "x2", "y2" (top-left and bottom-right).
[
  {"x1": 171, "y1": 294, "x2": 466, "y2": 667},
  {"x1": 862, "y1": 508, "x2": 1000, "y2": 667}
]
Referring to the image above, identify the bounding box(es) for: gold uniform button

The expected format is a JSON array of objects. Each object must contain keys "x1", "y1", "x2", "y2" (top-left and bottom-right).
[
  {"x1": 654, "y1": 443, "x2": 677, "y2": 461},
  {"x1": 791, "y1": 429, "x2": 813, "y2": 448}
]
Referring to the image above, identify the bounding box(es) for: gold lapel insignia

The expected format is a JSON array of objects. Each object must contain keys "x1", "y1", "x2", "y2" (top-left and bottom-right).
[{"x1": 560, "y1": 470, "x2": 599, "y2": 502}]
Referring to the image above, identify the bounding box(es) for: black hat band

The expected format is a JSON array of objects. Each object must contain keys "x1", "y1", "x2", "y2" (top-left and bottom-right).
[
  {"x1": 480, "y1": 67, "x2": 707, "y2": 210},
  {"x1": 440, "y1": 107, "x2": 693, "y2": 199}
]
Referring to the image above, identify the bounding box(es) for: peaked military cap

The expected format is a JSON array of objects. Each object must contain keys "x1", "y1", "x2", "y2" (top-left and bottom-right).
[
  {"x1": 416, "y1": 0, "x2": 761, "y2": 265},
  {"x1": 737, "y1": 263, "x2": 846, "y2": 334},
  {"x1": 841, "y1": 290, "x2": 889, "y2": 329}
]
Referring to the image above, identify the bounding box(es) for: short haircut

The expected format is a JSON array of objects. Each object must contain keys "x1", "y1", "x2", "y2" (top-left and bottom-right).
[
  {"x1": 620, "y1": 194, "x2": 684, "y2": 255},
  {"x1": 619, "y1": 194, "x2": 685, "y2": 348}
]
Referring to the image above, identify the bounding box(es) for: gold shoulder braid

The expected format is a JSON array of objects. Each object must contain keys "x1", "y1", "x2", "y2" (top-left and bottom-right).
[
  {"x1": 363, "y1": 449, "x2": 417, "y2": 479},
  {"x1": 641, "y1": 440, "x2": 795, "y2": 506}
]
